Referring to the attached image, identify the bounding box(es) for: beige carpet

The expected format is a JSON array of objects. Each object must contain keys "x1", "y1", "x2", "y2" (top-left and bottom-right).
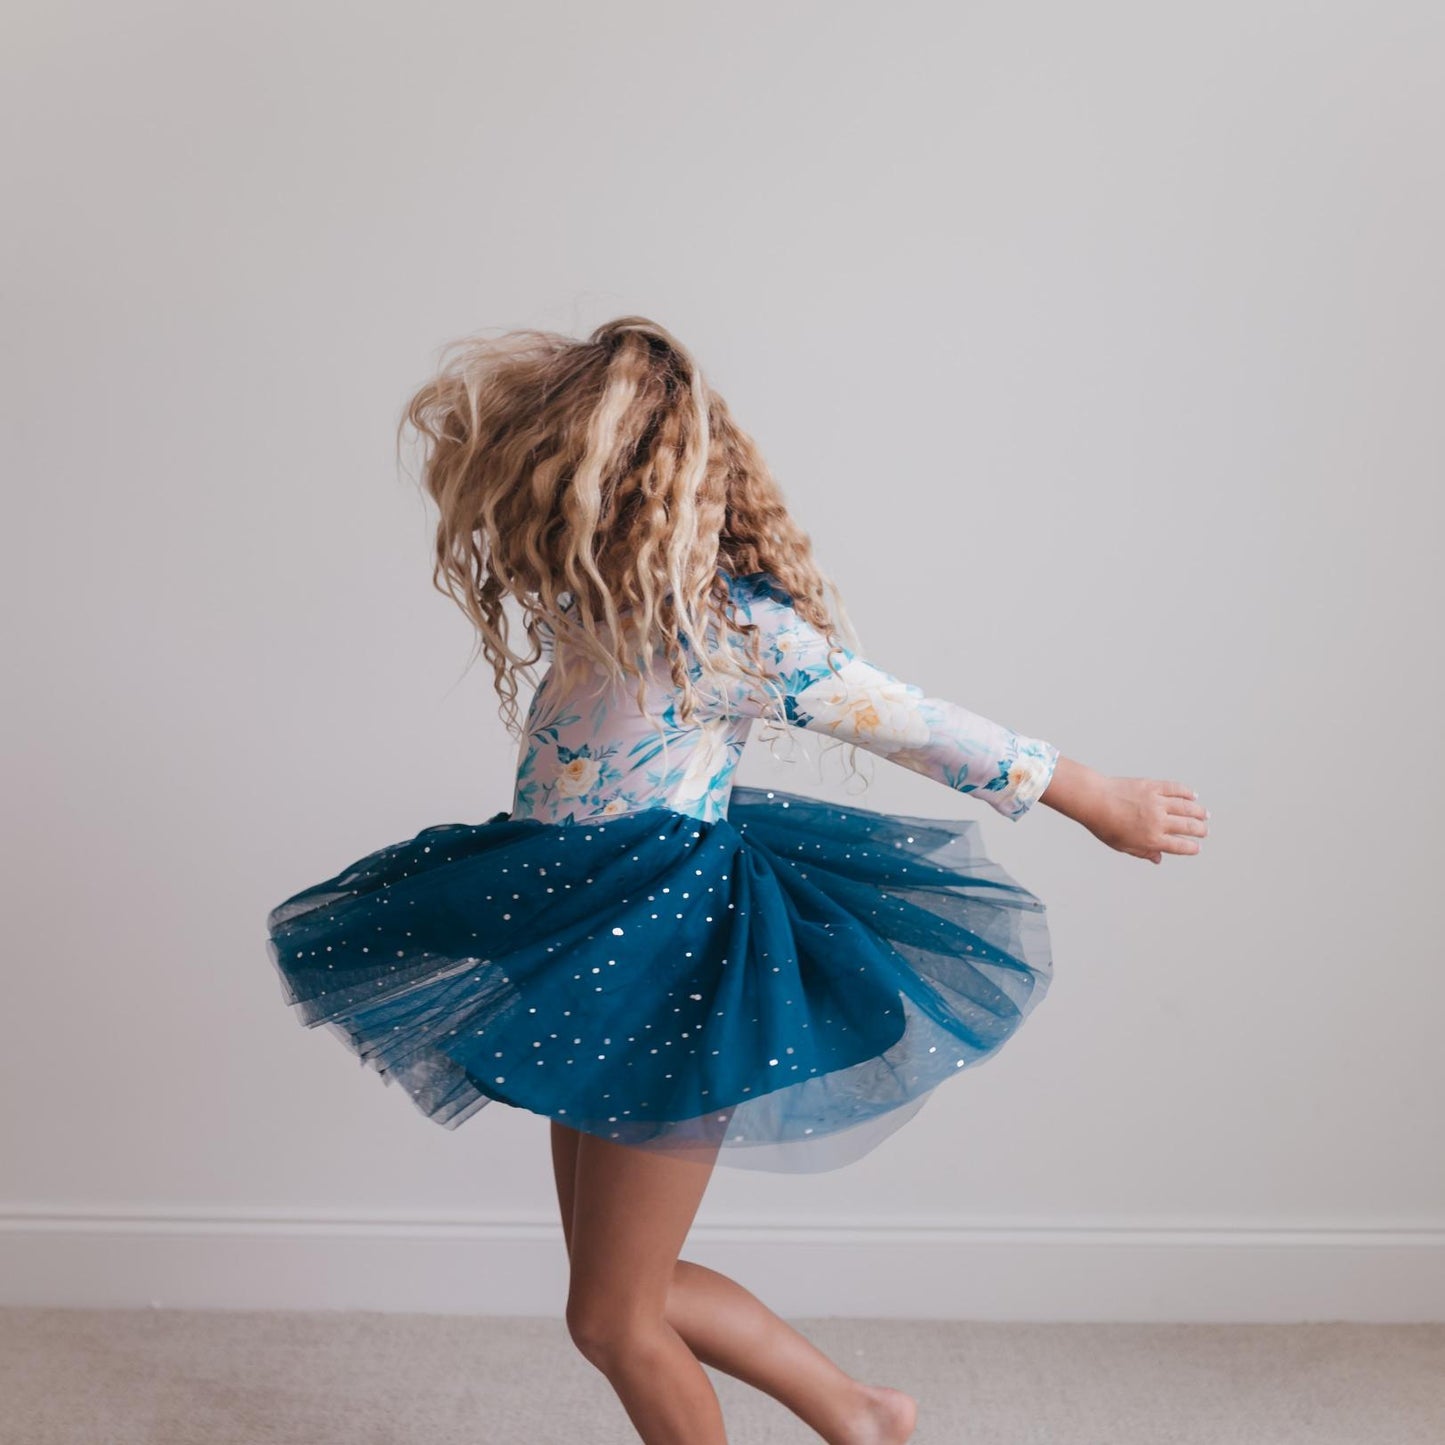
[{"x1": 1, "y1": 1308, "x2": 1441, "y2": 1444}]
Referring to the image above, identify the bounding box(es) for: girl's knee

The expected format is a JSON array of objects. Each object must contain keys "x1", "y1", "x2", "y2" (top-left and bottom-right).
[{"x1": 565, "y1": 1297, "x2": 666, "y2": 1371}]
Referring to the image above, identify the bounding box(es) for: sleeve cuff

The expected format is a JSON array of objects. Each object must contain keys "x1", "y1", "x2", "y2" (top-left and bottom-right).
[{"x1": 996, "y1": 738, "x2": 1060, "y2": 821}]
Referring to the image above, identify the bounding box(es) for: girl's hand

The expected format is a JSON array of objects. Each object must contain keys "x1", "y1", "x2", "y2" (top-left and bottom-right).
[{"x1": 1039, "y1": 757, "x2": 1208, "y2": 864}]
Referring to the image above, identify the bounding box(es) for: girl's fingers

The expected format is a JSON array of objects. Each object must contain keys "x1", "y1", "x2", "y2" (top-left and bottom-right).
[
  {"x1": 1165, "y1": 798, "x2": 1208, "y2": 822},
  {"x1": 1160, "y1": 787, "x2": 1208, "y2": 856},
  {"x1": 1164, "y1": 815, "x2": 1208, "y2": 838},
  {"x1": 1119, "y1": 776, "x2": 1209, "y2": 860}
]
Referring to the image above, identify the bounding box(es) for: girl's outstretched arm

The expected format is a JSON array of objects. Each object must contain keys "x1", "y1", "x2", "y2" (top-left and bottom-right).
[
  {"x1": 718, "y1": 572, "x2": 1058, "y2": 820},
  {"x1": 718, "y1": 572, "x2": 1208, "y2": 863}
]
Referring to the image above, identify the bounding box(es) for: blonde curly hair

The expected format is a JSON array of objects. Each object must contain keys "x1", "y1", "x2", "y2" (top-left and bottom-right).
[{"x1": 397, "y1": 315, "x2": 857, "y2": 738}]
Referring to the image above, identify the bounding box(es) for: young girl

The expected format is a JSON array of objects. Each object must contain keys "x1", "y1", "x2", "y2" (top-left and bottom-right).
[{"x1": 265, "y1": 315, "x2": 1207, "y2": 1444}]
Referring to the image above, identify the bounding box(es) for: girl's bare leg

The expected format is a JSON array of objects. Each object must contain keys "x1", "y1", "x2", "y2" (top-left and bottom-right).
[
  {"x1": 552, "y1": 1121, "x2": 916, "y2": 1445},
  {"x1": 562, "y1": 1125, "x2": 728, "y2": 1444},
  {"x1": 663, "y1": 1258, "x2": 916, "y2": 1445}
]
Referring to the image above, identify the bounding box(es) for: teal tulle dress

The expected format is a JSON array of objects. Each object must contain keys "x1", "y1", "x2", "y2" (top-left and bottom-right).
[{"x1": 265, "y1": 571, "x2": 1060, "y2": 1172}]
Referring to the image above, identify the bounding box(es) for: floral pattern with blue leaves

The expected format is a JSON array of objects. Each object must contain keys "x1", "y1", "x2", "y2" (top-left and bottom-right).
[{"x1": 510, "y1": 571, "x2": 1059, "y2": 826}]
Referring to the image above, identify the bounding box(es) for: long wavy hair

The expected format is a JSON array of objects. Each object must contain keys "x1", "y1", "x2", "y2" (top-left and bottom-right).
[{"x1": 397, "y1": 315, "x2": 858, "y2": 743}]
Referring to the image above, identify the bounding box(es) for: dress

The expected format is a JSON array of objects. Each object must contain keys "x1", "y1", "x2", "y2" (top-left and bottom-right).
[{"x1": 264, "y1": 570, "x2": 1060, "y2": 1172}]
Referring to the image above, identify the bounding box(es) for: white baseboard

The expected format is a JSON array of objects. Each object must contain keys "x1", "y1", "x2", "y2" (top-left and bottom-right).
[{"x1": 1, "y1": 1206, "x2": 1441, "y2": 1322}]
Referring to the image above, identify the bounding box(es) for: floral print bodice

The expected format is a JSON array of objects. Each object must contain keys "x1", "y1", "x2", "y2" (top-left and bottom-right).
[{"x1": 510, "y1": 571, "x2": 1059, "y2": 827}]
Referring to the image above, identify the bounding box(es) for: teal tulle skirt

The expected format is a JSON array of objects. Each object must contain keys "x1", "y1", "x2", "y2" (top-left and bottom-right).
[{"x1": 264, "y1": 785, "x2": 1053, "y2": 1172}]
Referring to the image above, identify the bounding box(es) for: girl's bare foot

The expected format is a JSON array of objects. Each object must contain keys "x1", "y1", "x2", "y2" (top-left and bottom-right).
[{"x1": 840, "y1": 1382, "x2": 917, "y2": 1445}]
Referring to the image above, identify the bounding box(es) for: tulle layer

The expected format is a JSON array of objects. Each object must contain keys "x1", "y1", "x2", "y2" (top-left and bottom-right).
[{"x1": 264, "y1": 785, "x2": 1052, "y2": 1172}]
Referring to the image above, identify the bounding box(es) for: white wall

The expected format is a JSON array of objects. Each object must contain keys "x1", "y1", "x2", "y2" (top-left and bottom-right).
[{"x1": 3, "y1": 1, "x2": 1442, "y2": 1320}]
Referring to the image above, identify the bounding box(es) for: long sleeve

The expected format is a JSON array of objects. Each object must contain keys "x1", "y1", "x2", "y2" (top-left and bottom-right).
[{"x1": 716, "y1": 572, "x2": 1059, "y2": 821}]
